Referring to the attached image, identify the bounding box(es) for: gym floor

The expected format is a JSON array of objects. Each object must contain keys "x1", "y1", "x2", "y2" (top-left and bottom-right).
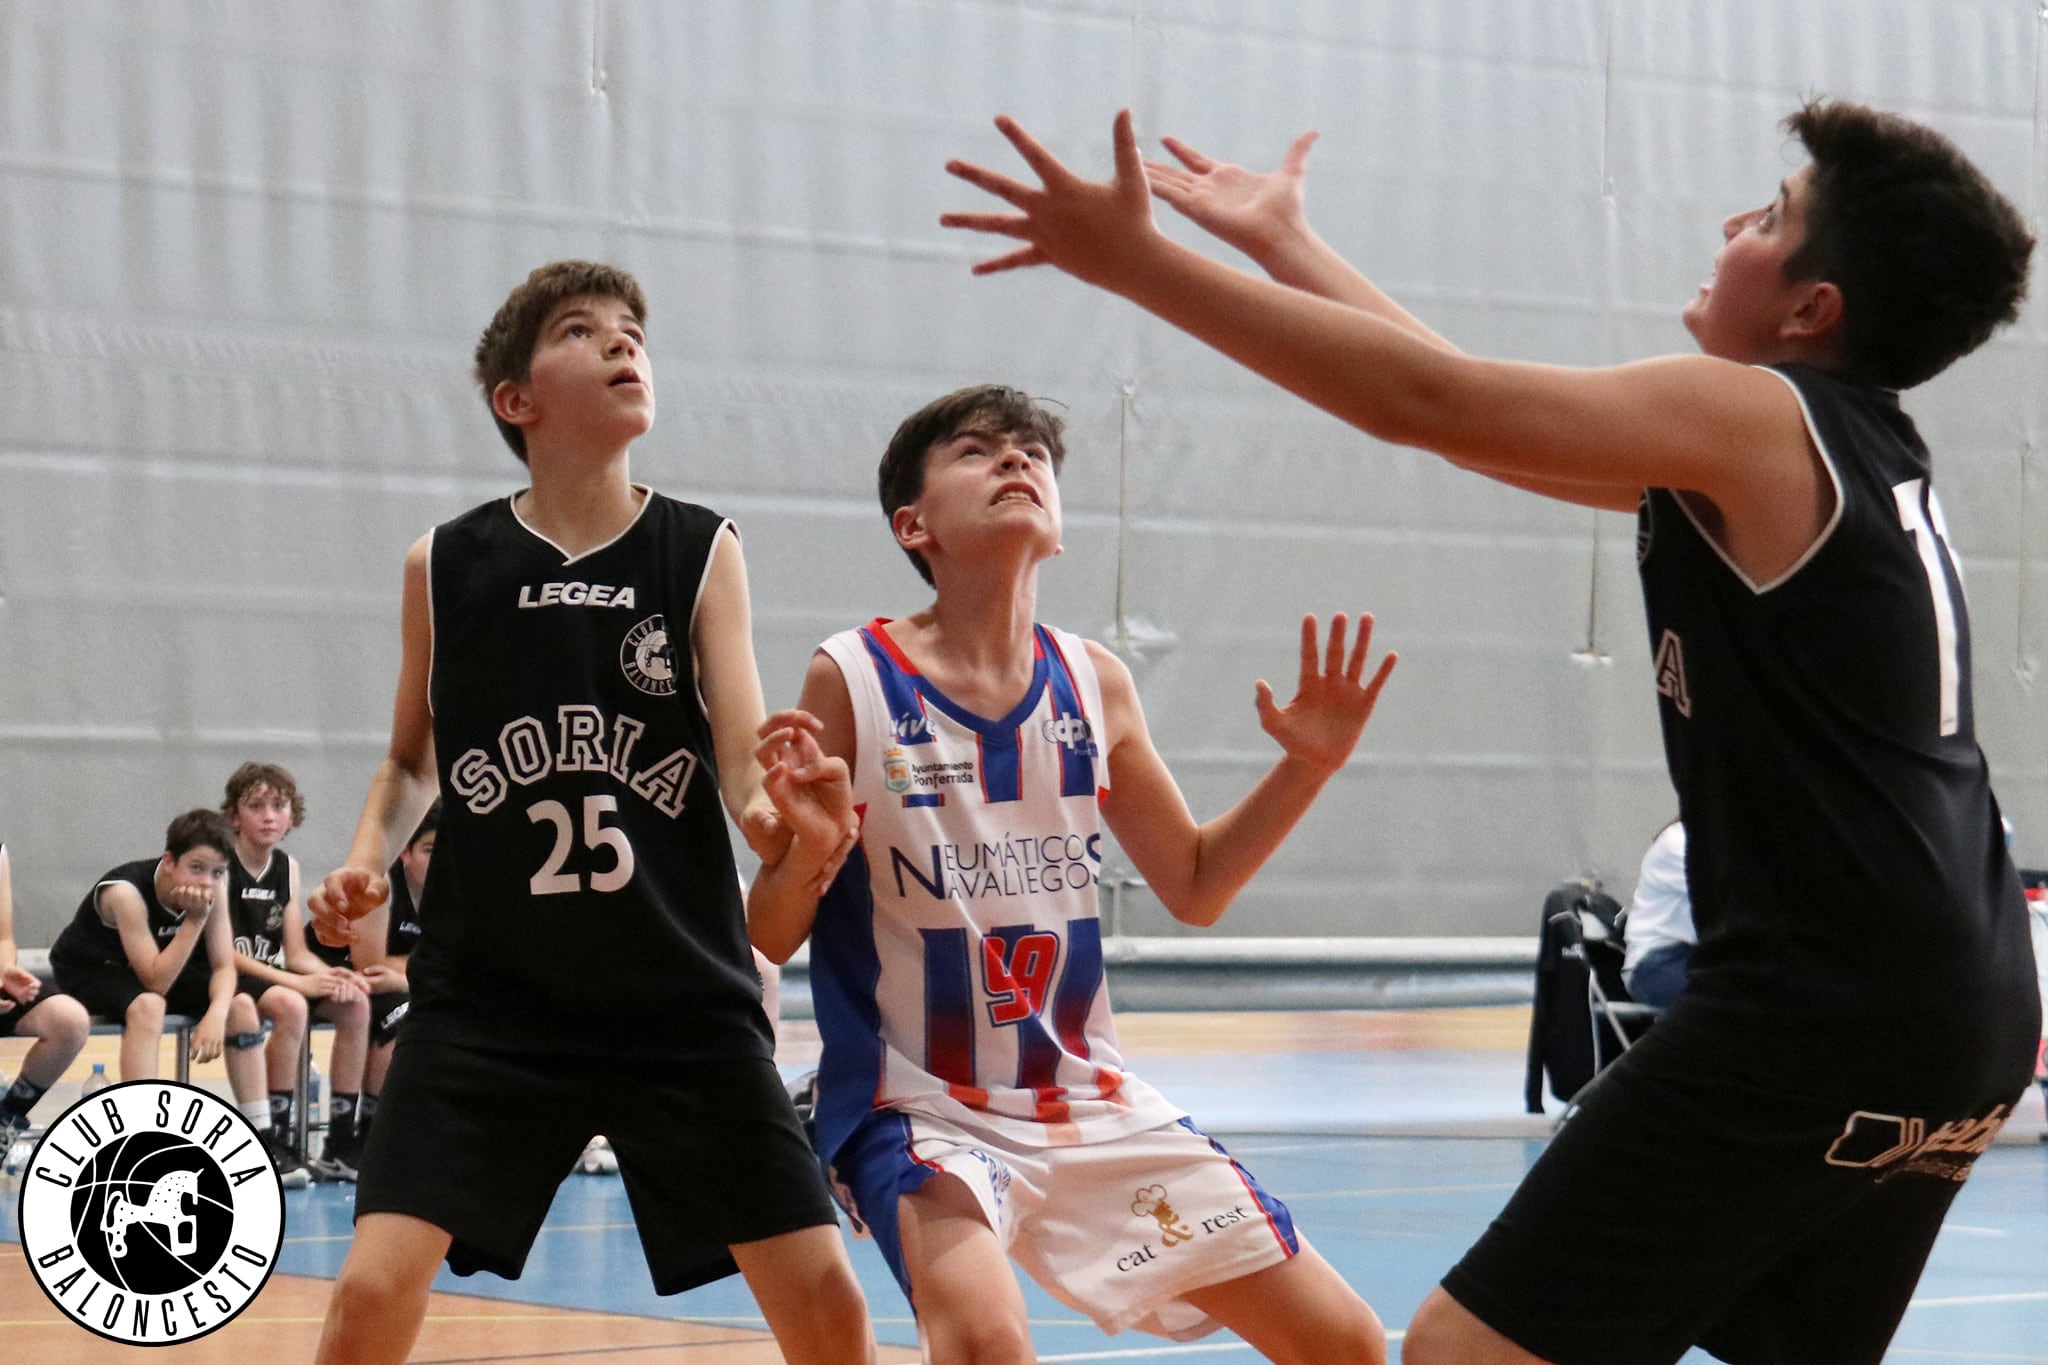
[{"x1": 6, "y1": 1007, "x2": 2045, "y2": 1362}]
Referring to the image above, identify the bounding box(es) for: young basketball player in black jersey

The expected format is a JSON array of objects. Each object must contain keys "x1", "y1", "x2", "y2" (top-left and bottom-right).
[
  {"x1": 48, "y1": 811, "x2": 273, "y2": 1101},
  {"x1": 221, "y1": 762, "x2": 371, "y2": 1183},
  {"x1": 306, "y1": 262, "x2": 871, "y2": 1365},
  {"x1": 944, "y1": 101, "x2": 2040, "y2": 1364}
]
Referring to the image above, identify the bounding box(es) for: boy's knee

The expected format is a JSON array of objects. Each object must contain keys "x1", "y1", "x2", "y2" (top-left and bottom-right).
[
  {"x1": 333, "y1": 993, "x2": 371, "y2": 1028},
  {"x1": 263, "y1": 987, "x2": 307, "y2": 1025},
  {"x1": 39, "y1": 995, "x2": 92, "y2": 1048},
  {"x1": 924, "y1": 1306, "x2": 1032, "y2": 1364},
  {"x1": 125, "y1": 993, "x2": 166, "y2": 1029},
  {"x1": 227, "y1": 994, "x2": 262, "y2": 1033}
]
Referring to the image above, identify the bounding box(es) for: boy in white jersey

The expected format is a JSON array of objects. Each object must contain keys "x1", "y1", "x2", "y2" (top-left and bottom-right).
[{"x1": 751, "y1": 384, "x2": 1397, "y2": 1361}]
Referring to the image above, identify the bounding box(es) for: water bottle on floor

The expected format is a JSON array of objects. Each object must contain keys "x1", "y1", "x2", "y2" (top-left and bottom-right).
[{"x1": 80, "y1": 1063, "x2": 111, "y2": 1097}]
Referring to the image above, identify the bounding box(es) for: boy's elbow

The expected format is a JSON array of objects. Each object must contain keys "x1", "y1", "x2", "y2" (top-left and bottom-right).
[{"x1": 1161, "y1": 891, "x2": 1228, "y2": 929}]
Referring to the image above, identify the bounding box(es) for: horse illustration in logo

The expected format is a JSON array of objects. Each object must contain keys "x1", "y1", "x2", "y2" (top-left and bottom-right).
[{"x1": 101, "y1": 1169, "x2": 201, "y2": 1257}]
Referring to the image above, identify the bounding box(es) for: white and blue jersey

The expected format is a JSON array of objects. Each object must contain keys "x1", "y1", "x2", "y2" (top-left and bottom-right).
[{"x1": 809, "y1": 620, "x2": 1181, "y2": 1169}]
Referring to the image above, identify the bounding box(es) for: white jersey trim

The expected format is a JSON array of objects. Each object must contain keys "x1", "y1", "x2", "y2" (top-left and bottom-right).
[
  {"x1": 505, "y1": 482, "x2": 656, "y2": 565},
  {"x1": 1669, "y1": 367, "x2": 1846, "y2": 597}
]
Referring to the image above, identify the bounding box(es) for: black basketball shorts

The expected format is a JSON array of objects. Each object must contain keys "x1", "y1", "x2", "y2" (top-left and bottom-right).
[
  {"x1": 1441, "y1": 1026, "x2": 2016, "y2": 1365},
  {"x1": 354, "y1": 1036, "x2": 840, "y2": 1294}
]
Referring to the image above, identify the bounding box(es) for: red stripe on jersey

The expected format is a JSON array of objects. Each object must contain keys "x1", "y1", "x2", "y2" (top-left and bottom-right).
[
  {"x1": 864, "y1": 617, "x2": 920, "y2": 674},
  {"x1": 946, "y1": 1081, "x2": 991, "y2": 1109},
  {"x1": 1032, "y1": 1088, "x2": 1072, "y2": 1124}
]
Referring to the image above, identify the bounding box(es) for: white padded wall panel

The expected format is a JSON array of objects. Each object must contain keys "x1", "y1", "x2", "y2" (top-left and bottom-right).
[{"x1": 1, "y1": 0, "x2": 2040, "y2": 946}]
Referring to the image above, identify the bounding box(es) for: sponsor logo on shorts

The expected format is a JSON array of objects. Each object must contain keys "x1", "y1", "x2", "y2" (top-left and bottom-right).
[
  {"x1": 1114, "y1": 1184, "x2": 1257, "y2": 1273},
  {"x1": 1822, "y1": 1104, "x2": 2009, "y2": 1183},
  {"x1": 621, "y1": 615, "x2": 677, "y2": 696},
  {"x1": 16, "y1": 1080, "x2": 285, "y2": 1346}
]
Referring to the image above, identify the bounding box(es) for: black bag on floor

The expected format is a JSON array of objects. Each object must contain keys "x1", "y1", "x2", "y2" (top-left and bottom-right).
[{"x1": 1524, "y1": 881, "x2": 1634, "y2": 1112}]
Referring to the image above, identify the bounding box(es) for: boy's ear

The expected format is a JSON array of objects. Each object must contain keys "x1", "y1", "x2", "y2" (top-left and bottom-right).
[
  {"x1": 891, "y1": 504, "x2": 932, "y2": 555},
  {"x1": 491, "y1": 377, "x2": 539, "y2": 432},
  {"x1": 1782, "y1": 279, "x2": 1844, "y2": 345}
]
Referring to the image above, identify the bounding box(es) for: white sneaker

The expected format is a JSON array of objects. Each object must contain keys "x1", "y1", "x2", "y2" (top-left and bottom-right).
[{"x1": 576, "y1": 1135, "x2": 618, "y2": 1175}]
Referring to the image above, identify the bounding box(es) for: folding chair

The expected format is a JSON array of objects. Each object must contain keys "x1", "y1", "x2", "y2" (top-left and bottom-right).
[{"x1": 1547, "y1": 893, "x2": 1665, "y2": 1124}]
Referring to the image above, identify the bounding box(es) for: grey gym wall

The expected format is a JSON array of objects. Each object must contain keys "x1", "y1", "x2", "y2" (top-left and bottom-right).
[{"x1": 1, "y1": 1, "x2": 2042, "y2": 950}]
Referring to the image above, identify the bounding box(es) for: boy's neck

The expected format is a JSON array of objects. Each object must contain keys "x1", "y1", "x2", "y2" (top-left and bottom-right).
[
  {"x1": 234, "y1": 836, "x2": 276, "y2": 874},
  {"x1": 896, "y1": 562, "x2": 1043, "y2": 709},
  {"x1": 514, "y1": 443, "x2": 644, "y2": 557}
]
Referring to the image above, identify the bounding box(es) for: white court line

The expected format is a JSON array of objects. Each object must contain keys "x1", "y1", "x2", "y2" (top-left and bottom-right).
[
  {"x1": 1936, "y1": 1224, "x2": 2011, "y2": 1237},
  {"x1": 1907, "y1": 1291, "x2": 2048, "y2": 1308},
  {"x1": 1038, "y1": 1332, "x2": 1407, "y2": 1362},
  {"x1": 1285, "y1": 1180, "x2": 1523, "y2": 1200},
  {"x1": 1887, "y1": 1352, "x2": 2048, "y2": 1362}
]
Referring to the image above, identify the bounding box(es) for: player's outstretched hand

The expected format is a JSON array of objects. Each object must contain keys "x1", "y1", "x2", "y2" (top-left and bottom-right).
[
  {"x1": 942, "y1": 109, "x2": 1161, "y2": 286},
  {"x1": 760, "y1": 724, "x2": 859, "y2": 896},
  {"x1": 308, "y1": 866, "x2": 388, "y2": 949},
  {"x1": 1144, "y1": 130, "x2": 1318, "y2": 260},
  {"x1": 1255, "y1": 613, "x2": 1397, "y2": 775}
]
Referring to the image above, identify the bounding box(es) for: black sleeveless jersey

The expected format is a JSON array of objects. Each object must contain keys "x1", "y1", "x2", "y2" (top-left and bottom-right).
[
  {"x1": 406, "y1": 490, "x2": 770, "y2": 1061},
  {"x1": 1636, "y1": 364, "x2": 2038, "y2": 1105},
  {"x1": 51, "y1": 859, "x2": 218, "y2": 994},
  {"x1": 383, "y1": 863, "x2": 423, "y2": 957},
  {"x1": 227, "y1": 851, "x2": 292, "y2": 970}
]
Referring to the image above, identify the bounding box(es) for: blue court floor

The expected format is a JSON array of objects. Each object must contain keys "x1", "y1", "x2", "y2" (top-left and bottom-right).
[{"x1": 7, "y1": 1010, "x2": 2046, "y2": 1361}]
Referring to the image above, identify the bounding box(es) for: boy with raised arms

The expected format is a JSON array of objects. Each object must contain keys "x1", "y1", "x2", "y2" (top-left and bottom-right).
[
  {"x1": 942, "y1": 99, "x2": 2040, "y2": 1365},
  {"x1": 751, "y1": 383, "x2": 1396, "y2": 1361}
]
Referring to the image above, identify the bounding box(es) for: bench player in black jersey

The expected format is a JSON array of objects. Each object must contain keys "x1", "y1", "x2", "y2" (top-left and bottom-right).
[
  {"x1": 943, "y1": 101, "x2": 2040, "y2": 1365},
  {"x1": 306, "y1": 261, "x2": 872, "y2": 1365},
  {"x1": 221, "y1": 761, "x2": 371, "y2": 1183}
]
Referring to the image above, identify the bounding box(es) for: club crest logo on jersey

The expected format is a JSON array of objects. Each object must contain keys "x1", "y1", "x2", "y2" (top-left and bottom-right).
[
  {"x1": 16, "y1": 1080, "x2": 285, "y2": 1346},
  {"x1": 882, "y1": 744, "x2": 912, "y2": 794},
  {"x1": 620, "y1": 615, "x2": 677, "y2": 696},
  {"x1": 1653, "y1": 629, "x2": 1691, "y2": 717}
]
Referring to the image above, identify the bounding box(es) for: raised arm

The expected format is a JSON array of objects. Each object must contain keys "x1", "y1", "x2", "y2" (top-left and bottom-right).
[
  {"x1": 946, "y1": 113, "x2": 1826, "y2": 571},
  {"x1": 1146, "y1": 130, "x2": 1454, "y2": 351},
  {"x1": 746, "y1": 651, "x2": 860, "y2": 964},
  {"x1": 311, "y1": 535, "x2": 439, "y2": 947},
  {"x1": 1096, "y1": 614, "x2": 1395, "y2": 928}
]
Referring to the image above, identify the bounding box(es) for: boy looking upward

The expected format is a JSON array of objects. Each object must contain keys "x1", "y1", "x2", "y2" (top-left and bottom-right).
[
  {"x1": 307, "y1": 261, "x2": 871, "y2": 1365},
  {"x1": 942, "y1": 100, "x2": 2040, "y2": 1365},
  {"x1": 751, "y1": 384, "x2": 1397, "y2": 1361}
]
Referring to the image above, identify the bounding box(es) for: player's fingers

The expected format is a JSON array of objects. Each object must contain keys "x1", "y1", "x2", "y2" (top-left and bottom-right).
[
  {"x1": 1325, "y1": 612, "x2": 1350, "y2": 678},
  {"x1": 1361, "y1": 650, "x2": 1399, "y2": 708},
  {"x1": 1280, "y1": 129, "x2": 1320, "y2": 177},
  {"x1": 1253, "y1": 678, "x2": 1279, "y2": 725},
  {"x1": 1345, "y1": 612, "x2": 1376, "y2": 683},
  {"x1": 944, "y1": 156, "x2": 1039, "y2": 208},
  {"x1": 972, "y1": 245, "x2": 1050, "y2": 276},
  {"x1": 938, "y1": 210, "x2": 1035, "y2": 241},
  {"x1": 1298, "y1": 614, "x2": 1318, "y2": 684},
  {"x1": 991, "y1": 113, "x2": 1073, "y2": 186},
  {"x1": 1158, "y1": 135, "x2": 1215, "y2": 173},
  {"x1": 1111, "y1": 109, "x2": 1152, "y2": 196}
]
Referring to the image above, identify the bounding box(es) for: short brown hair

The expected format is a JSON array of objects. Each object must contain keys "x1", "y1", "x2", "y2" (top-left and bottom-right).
[
  {"x1": 1783, "y1": 99, "x2": 2033, "y2": 389},
  {"x1": 222, "y1": 762, "x2": 306, "y2": 829},
  {"x1": 473, "y1": 261, "x2": 650, "y2": 462},
  {"x1": 877, "y1": 385, "x2": 1068, "y2": 586},
  {"x1": 165, "y1": 809, "x2": 237, "y2": 863}
]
